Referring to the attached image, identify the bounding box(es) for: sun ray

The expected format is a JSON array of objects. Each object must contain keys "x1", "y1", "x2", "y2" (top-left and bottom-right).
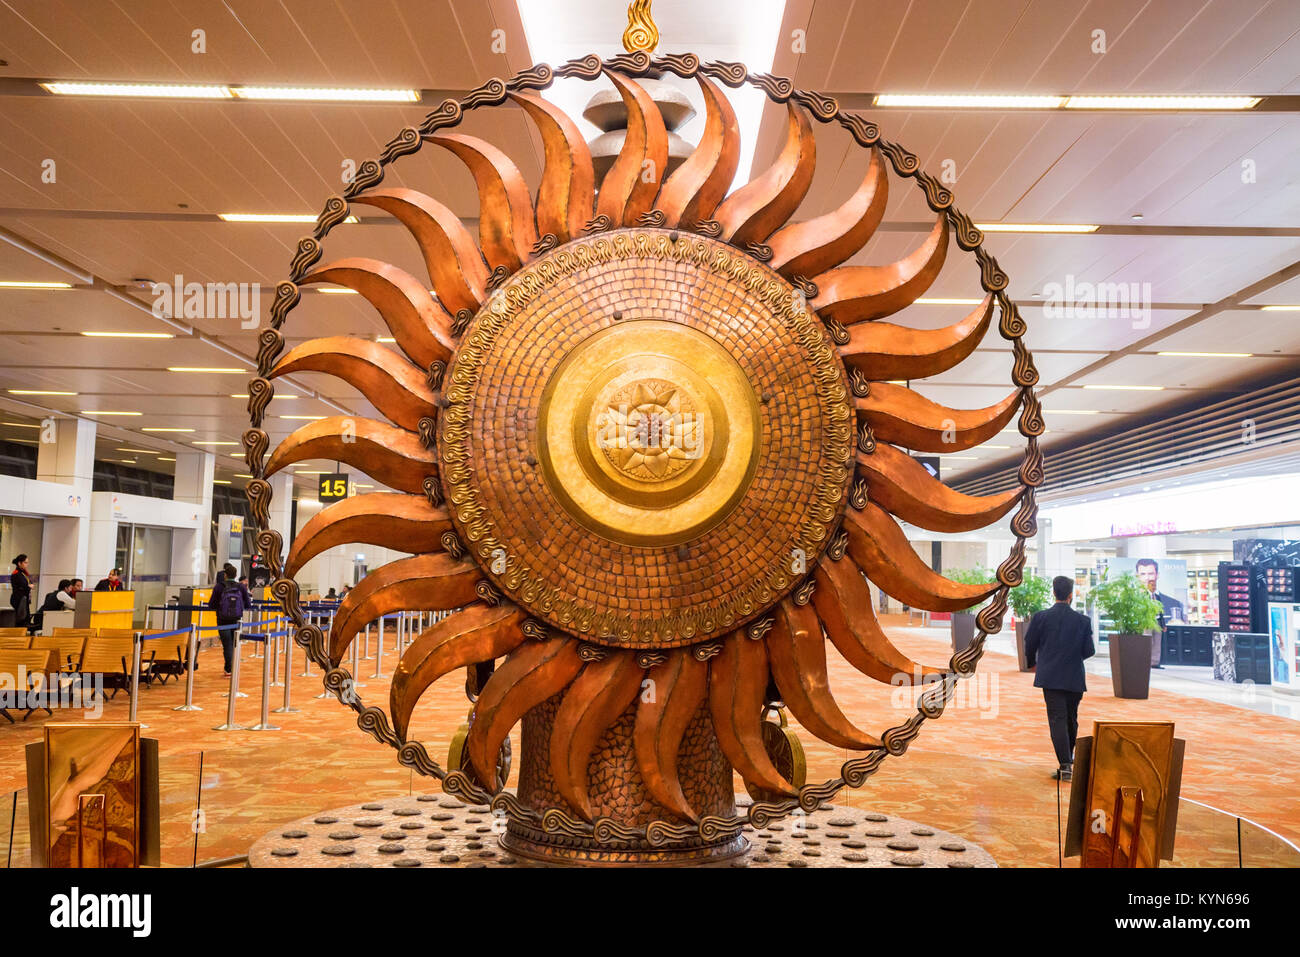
[
  {"x1": 713, "y1": 102, "x2": 815, "y2": 246},
  {"x1": 284, "y1": 493, "x2": 451, "y2": 579},
  {"x1": 768, "y1": 599, "x2": 883, "y2": 750},
  {"x1": 856, "y1": 382, "x2": 1021, "y2": 451},
  {"x1": 767, "y1": 146, "x2": 887, "y2": 278},
  {"x1": 654, "y1": 74, "x2": 740, "y2": 228},
  {"x1": 390, "y1": 603, "x2": 526, "y2": 742},
  {"x1": 839, "y1": 294, "x2": 993, "y2": 381},
  {"x1": 844, "y1": 502, "x2": 998, "y2": 612},
  {"x1": 466, "y1": 635, "x2": 584, "y2": 792},
  {"x1": 329, "y1": 552, "x2": 481, "y2": 665},
  {"x1": 299, "y1": 258, "x2": 454, "y2": 368},
  {"x1": 428, "y1": 132, "x2": 538, "y2": 271},
  {"x1": 811, "y1": 215, "x2": 949, "y2": 324},
  {"x1": 509, "y1": 91, "x2": 595, "y2": 243},
  {"x1": 350, "y1": 188, "x2": 488, "y2": 314},
  {"x1": 857, "y1": 444, "x2": 1023, "y2": 532},
  {"x1": 633, "y1": 650, "x2": 708, "y2": 822},
  {"x1": 595, "y1": 70, "x2": 668, "y2": 226},
  {"x1": 707, "y1": 631, "x2": 798, "y2": 797},
  {"x1": 549, "y1": 652, "x2": 645, "y2": 821},
  {"x1": 270, "y1": 337, "x2": 437, "y2": 432},
  {"x1": 263, "y1": 416, "x2": 436, "y2": 494},
  {"x1": 812, "y1": 558, "x2": 945, "y2": 684}
]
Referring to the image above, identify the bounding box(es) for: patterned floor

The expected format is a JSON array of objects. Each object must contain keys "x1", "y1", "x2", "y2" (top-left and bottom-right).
[{"x1": 2, "y1": 619, "x2": 1296, "y2": 867}]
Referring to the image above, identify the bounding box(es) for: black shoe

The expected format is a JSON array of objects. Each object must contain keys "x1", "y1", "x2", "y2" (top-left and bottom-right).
[
  {"x1": 1051, "y1": 764, "x2": 1073, "y2": 781},
  {"x1": 1152, "y1": 664, "x2": 1164, "y2": 669}
]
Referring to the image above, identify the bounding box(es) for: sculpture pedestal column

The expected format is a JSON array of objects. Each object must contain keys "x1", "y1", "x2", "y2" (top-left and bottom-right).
[{"x1": 503, "y1": 694, "x2": 746, "y2": 865}]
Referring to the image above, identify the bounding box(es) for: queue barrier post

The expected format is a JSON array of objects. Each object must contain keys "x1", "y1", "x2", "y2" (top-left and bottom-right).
[
  {"x1": 350, "y1": 633, "x2": 365, "y2": 688},
  {"x1": 363, "y1": 623, "x2": 371, "y2": 660},
  {"x1": 273, "y1": 628, "x2": 297, "y2": 713},
  {"x1": 213, "y1": 628, "x2": 245, "y2": 730},
  {"x1": 371, "y1": 616, "x2": 385, "y2": 679},
  {"x1": 248, "y1": 634, "x2": 280, "y2": 731},
  {"x1": 173, "y1": 625, "x2": 201, "y2": 712},
  {"x1": 128, "y1": 631, "x2": 147, "y2": 728}
]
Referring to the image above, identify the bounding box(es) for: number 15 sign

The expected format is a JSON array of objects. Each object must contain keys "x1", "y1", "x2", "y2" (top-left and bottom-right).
[{"x1": 319, "y1": 473, "x2": 351, "y2": 502}]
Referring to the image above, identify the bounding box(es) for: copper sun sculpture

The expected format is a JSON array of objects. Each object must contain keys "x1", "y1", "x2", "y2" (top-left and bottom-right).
[{"x1": 243, "y1": 9, "x2": 1043, "y2": 864}]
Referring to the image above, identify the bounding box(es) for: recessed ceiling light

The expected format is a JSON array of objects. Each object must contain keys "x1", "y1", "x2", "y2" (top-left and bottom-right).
[
  {"x1": 914, "y1": 298, "x2": 984, "y2": 306},
  {"x1": 232, "y1": 86, "x2": 419, "y2": 103},
  {"x1": 142, "y1": 427, "x2": 194, "y2": 433},
  {"x1": 976, "y1": 223, "x2": 1098, "y2": 233},
  {"x1": 41, "y1": 81, "x2": 233, "y2": 98},
  {"x1": 1156, "y1": 351, "x2": 1252, "y2": 358},
  {"x1": 1131, "y1": 213, "x2": 1143, "y2": 220},
  {"x1": 81, "y1": 331, "x2": 174, "y2": 339},
  {"x1": 8, "y1": 389, "x2": 76, "y2": 396},
  {"x1": 213, "y1": 479, "x2": 232, "y2": 485},
  {"x1": 875, "y1": 94, "x2": 1066, "y2": 109},
  {"x1": 1260, "y1": 305, "x2": 1300, "y2": 311},
  {"x1": 0, "y1": 280, "x2": 73, "y2": 289},
  {"x1": 376, "y1": 337, "x2": 396, "y2": 343},
  {"x1": 218, "y1": 213, "x2": 358, "y2": 224},
  {"x1": 1082, "y1": 384, "x2": 1164, "y2": 391},
  {"x1": 81, "y1": 410, "x2": 141, "y2": 416},
  {"x1": 116, "y1": 448, "x2": 157, "y2": 454},
  {"x1": 1064, "y1": 94, "x2": 1260, "y2": 110},
  {"x1": 167, "y1": 367, "x2": 247, "y2": 373},
  {"x1": 235, "y1": 474, "x2": 254, "y2": 479},
  {"x1": 157, "y1": 456, "x2": 176, "y2": 462},
  {"x1": 1, "y1": 422, "x2": 40, "y2": 428},
  {"x1": 117, "y1": 459, "x2": 137, "y2": 464}
]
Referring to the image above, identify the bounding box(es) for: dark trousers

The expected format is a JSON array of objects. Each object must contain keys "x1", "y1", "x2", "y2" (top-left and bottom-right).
[
  {"x1": 218, "y1": 624, "x2": 239, "y2": 673},
  {"x1": 1042, "y1": 688, "x2": 1082, "y2": 767}
]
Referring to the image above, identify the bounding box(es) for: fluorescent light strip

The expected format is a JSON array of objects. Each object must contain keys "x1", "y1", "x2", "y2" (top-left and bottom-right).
[
  {"x1": 1261, "y1": 305, "x2": 1300, "y2": 311},
  {"x1": 233, "y1": 86, "x2": 419, "y2": 103},
  {"x1": 976, "y1": 223, "x2": 1098, "y2": 233},
  {"x1": 875, "y1": 94, "x2": 1065, "y2": 109},
  {"x1": 1064, "y1": 95, "x2": 1260, "y2": 110},
  {"x1": 157, "y1": 457, "x2": 176, "y2": 462},
  {"x1": 1, "y1": 422, "x2": 40, "y2": 428},
  {"x1": 8, "y1": 389, "x2": 76, "y2": 396},
  {"x1": 214, "y1": 479, "x2": 232, "y2": 485},
  {"x1": 116, "y1": 448, "x2": 157, "y2": 454},
  {"x1": 219, "y1": 213, "x2": 357, "y2": 224},
  {"x1": 0, "y1": 280, "x2": 73, "y2": 289},
  {"x1": 1156, "y1": 351, "x2": 1252, "y2": 358},
  {"x1": 82, "y1": 331, "x2": 173, "y2": 339},
  {"x1": 41, "y1": 81, "x2": 232, "y2": 98},
  {"x1": 1082, "y1": 384, "x2": 1164, "y2": 391},
  {"x1": 167, "y1": 367, "x2": 247, "y2": 373}
]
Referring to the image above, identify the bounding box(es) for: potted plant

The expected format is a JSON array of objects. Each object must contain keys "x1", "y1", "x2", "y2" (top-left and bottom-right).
[
  {"x1": 944, "y1": 567, "x2": 991, "y2": 654},
  {"x1": 1008, "y1": 572, "x2": 1052, "y2": 672},
  {"x1": 1091, "y1": 573, "x2": 1162, "y2": 699}
]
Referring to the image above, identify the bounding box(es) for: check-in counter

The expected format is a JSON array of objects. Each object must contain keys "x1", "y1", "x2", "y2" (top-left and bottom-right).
[{"x1": 74, "y1": 589, "x2": 134, "y2": 630}]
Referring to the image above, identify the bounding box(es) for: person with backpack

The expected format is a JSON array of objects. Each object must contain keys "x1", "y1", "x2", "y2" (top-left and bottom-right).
[{"x1": 208, "y1": 563, "x2": 251, "y2": 676}]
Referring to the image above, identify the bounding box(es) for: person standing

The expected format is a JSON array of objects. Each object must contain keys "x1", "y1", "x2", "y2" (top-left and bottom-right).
[
  {"x1": 1024, "y1": 575, "x2": 1096, "y2": 782},
  {"x1": 207, "y1": 563, "x2": 251, "y2": 677},
  {"x1": 9, "y1": 554, "x2": 33, "y2": 629}
]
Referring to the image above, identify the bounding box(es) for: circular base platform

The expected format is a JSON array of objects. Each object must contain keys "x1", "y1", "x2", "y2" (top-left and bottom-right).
[{"x1": 248, "y1": 794, "x2": 996, "y2": 868}]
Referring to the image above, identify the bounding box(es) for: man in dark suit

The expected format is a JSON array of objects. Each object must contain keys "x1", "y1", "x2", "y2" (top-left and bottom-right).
[{"x1": 1024, "y1": 575, "x2": 1096, "y2": 782}]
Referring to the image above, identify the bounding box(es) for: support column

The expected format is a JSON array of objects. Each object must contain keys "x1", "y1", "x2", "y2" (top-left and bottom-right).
[
  {"x1": 169, "y1": 451, "x2": 215, "y2": 588},
  {"x1": 267, "y1": 471, "x2": 294, "y2": 558},
  {"x1": 36, "y1": 417, "x2": 95, "y2": 596}
]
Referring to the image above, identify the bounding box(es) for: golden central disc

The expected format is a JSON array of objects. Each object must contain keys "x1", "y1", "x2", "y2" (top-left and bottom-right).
[
  {"x1": 440, "y1": 229, "x2": 854, "y2": 648},
  {"x1": 538, "y1": 320, "x2": 760, "y2": 545}
]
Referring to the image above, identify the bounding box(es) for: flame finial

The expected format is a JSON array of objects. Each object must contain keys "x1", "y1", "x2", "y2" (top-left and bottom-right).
[{"x1": 622, "y1": 0, "x2": 659, "y2": 53}]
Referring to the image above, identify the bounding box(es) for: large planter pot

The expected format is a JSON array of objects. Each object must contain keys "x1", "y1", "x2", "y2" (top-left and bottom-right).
[
  {"x1": 1014, "y1": 619, "x2": 1032, "y2": 672},
  {"x1": 951, "y1": 612, "x2": 977, "y2": 654},
  {"x1": 1109, "y1": 632, "x2": 1153, "y2": 699}
]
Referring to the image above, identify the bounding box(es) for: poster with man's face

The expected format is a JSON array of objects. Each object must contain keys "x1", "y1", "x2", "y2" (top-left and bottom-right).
[{"x1": 1107, "y1": 556, "x2": 1188, "y2": 629}]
